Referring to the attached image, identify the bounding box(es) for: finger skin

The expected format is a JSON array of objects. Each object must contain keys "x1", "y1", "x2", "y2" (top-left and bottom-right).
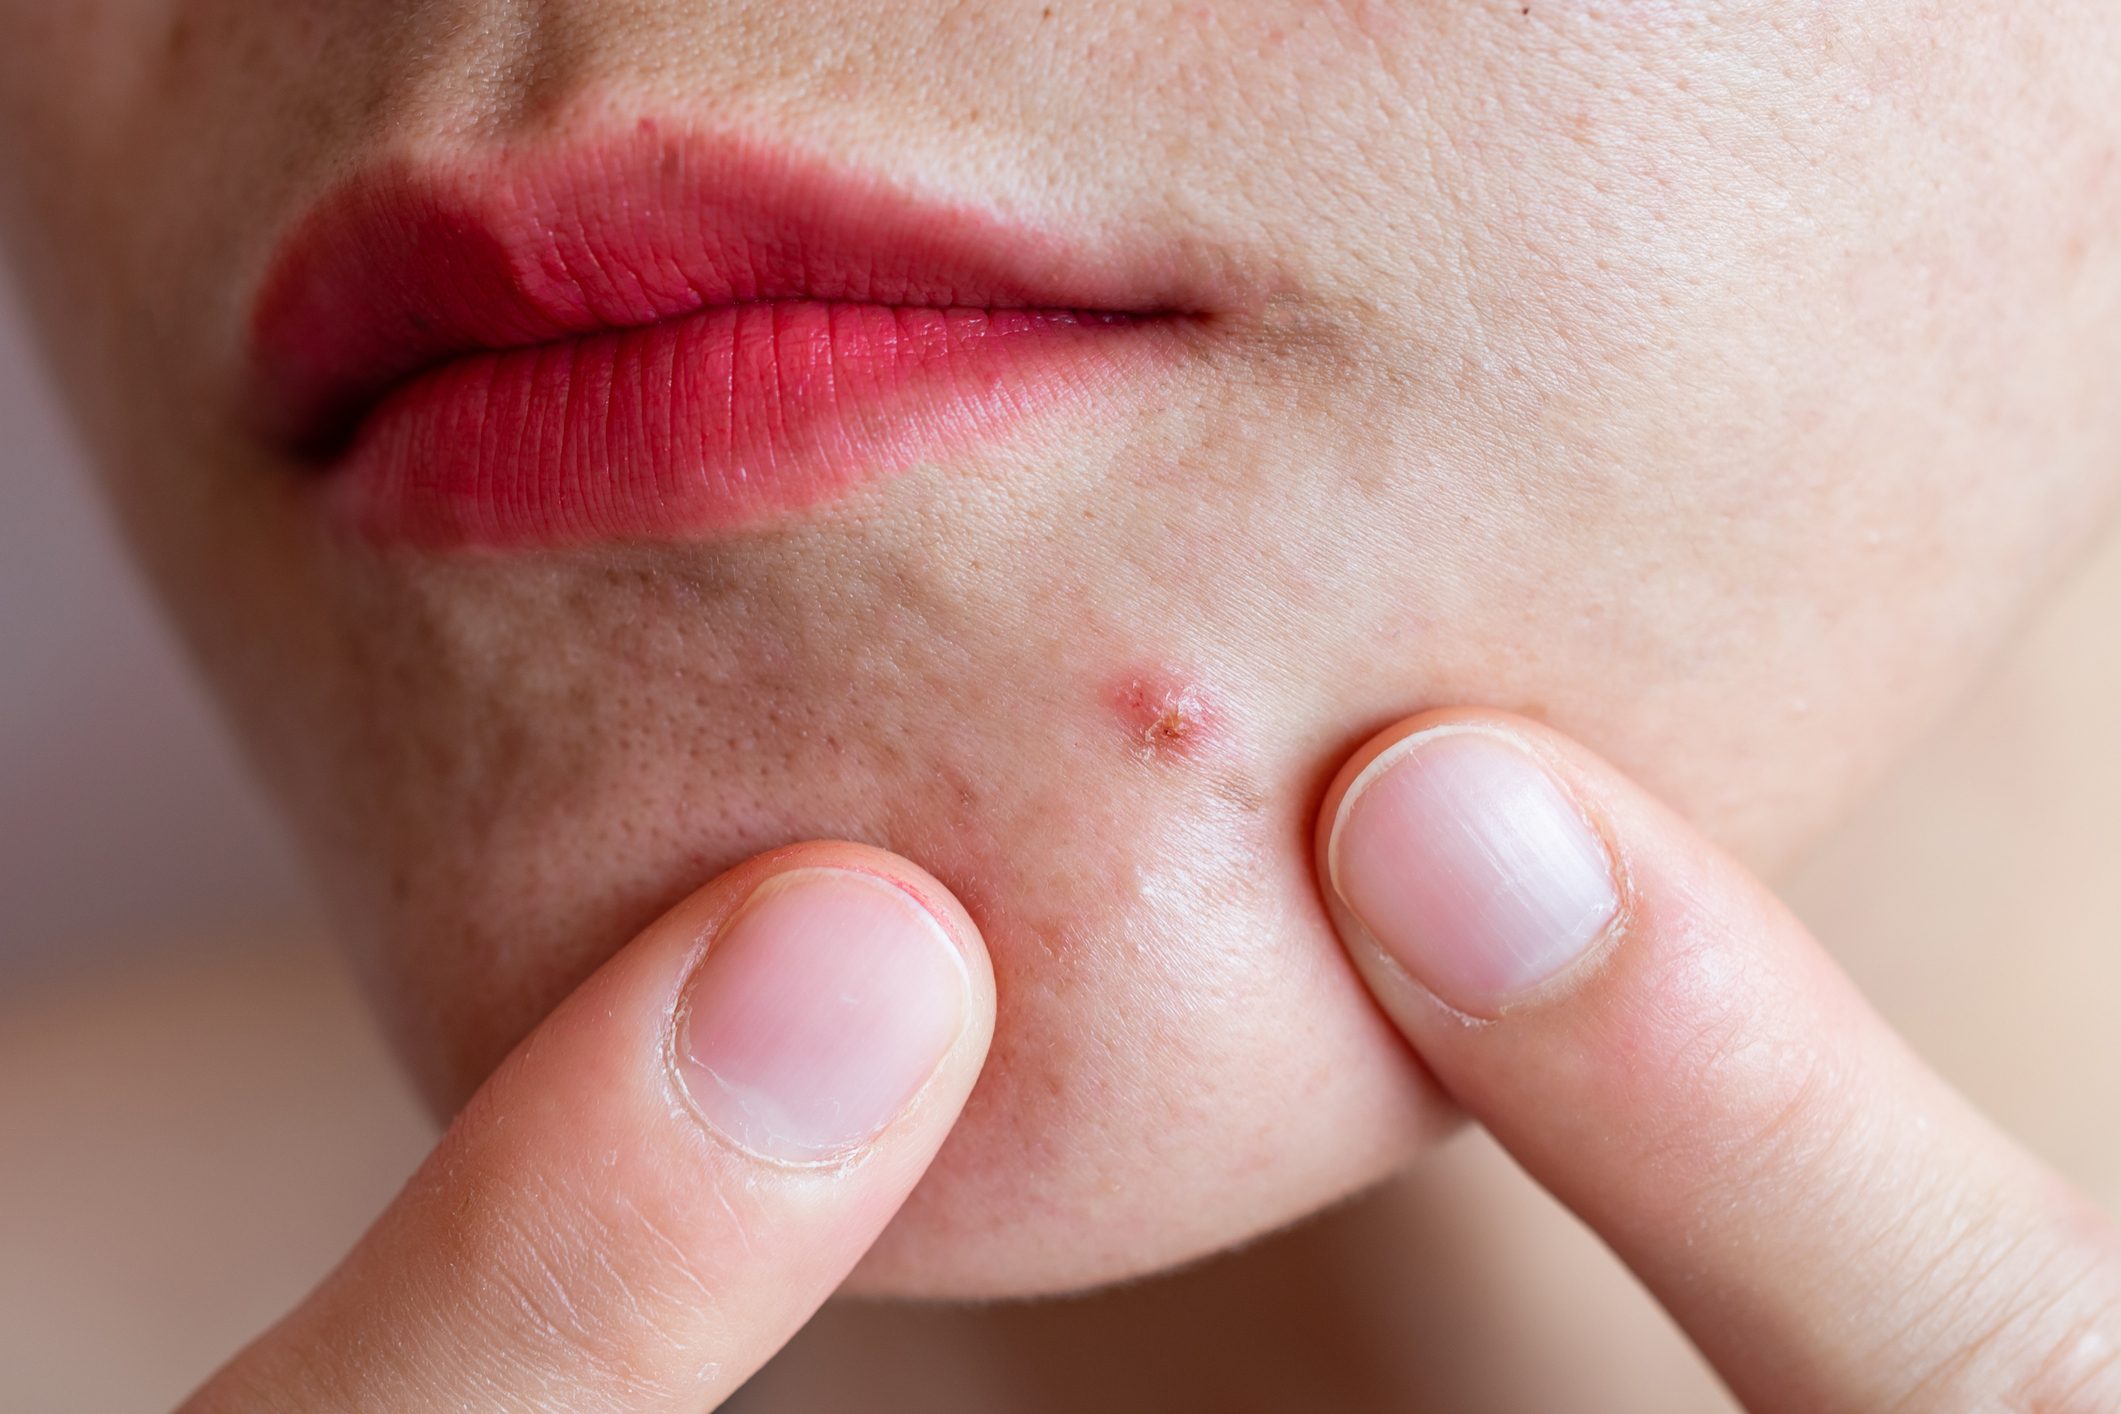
[
  {"x1": 1318, "y1": 710, "x2": 2121, "y2": 1413},
  {"x1": 182, "y1": 841, "x2": 994, "y2": 1414}
]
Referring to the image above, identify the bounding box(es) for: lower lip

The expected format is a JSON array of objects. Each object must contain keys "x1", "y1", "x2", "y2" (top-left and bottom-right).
[{"x1": 323, "y1": 300, "x2": 1167, "y2": 548}]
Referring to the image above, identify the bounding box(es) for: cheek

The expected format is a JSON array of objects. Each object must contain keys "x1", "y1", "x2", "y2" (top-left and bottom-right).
[{"x1": 1105, "y1": 668, "x2": 1227, "y2": 764}]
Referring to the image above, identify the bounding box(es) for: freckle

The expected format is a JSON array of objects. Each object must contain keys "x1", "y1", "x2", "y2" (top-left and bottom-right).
[{"x1": 1106, "y1": 669, "x2": 1221, "y2": 763}]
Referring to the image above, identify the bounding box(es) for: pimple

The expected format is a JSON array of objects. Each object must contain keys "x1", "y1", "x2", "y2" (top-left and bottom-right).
[{"x1": 1106, "y1": 669, "x2": 1222, "y2": 763}]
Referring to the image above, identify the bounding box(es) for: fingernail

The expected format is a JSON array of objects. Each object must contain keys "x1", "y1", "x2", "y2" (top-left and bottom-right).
[
  {"x1": 678, "y1": 867, "x2": 967, "y2": 1162},
  {"x1": 1328, "y1": 727, "x2": 1620, "y2": 1016}
]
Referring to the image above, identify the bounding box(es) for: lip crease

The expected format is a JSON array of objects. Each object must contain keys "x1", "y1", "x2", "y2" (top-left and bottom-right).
[{"x1": 246, "y1": 120, "x2": 1205, "y2": 549}]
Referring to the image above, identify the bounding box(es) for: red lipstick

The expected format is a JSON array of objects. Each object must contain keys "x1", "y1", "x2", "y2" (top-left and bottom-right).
[{"x1": 248, "y1": 124, "x2": 1197, "y2": 548}]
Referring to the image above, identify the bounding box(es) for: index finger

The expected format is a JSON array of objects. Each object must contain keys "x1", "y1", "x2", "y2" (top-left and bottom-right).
[
  {"x1": 184, "y1": 842, "x2": 994, "y2": 1413},
  {"x1": 1318, "y1": 710, "x2": 2121, "y2": 1413}
]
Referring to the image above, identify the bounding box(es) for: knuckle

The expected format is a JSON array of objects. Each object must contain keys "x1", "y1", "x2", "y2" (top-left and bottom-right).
[
  {"x1": 1993, "y1": 1263, "x2": 2121, "y2": 1413},
  {"x1": 1891, "y1": 1213, "x2": 2121, "y2": 1413},
  {"x1": 2007, "y1": 1321, "x2": 2121, "y2": 1414}
]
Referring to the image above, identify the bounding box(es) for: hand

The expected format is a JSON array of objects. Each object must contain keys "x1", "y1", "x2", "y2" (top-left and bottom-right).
[
  {"x1": 180, "y1": 843, "x2": 993, "y2": 1413},
  {"x1": 1318, "y1": 709, "x2": 2121, "y2": 1412}
]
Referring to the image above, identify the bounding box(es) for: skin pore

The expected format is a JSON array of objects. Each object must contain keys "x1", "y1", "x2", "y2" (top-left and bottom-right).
[{"x1": 2, "y1": 0, "x2": 2119, "y2": 1315}]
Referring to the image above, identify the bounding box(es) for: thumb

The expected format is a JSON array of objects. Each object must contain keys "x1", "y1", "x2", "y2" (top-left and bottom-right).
[
  {"x1": 183, "y1": 842, "x2": 993, "y2": 1413},
  {"x1": 1317, "y1": 711, "x2": 2121, "y2": 1414}
]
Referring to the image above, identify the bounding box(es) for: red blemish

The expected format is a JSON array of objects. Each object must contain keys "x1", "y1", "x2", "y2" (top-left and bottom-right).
[{"x1": 1107, "y1": 670, "x2": 1219, "y2": 762}]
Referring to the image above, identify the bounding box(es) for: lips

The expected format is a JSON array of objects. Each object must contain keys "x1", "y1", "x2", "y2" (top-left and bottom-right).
[{"x1": 247, "y1": 125, "x2": 1198, "y2": 548}]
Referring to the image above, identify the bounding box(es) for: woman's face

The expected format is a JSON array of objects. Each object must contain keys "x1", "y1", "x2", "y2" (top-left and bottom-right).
[{"x1": 4, "y1": 1, "x2": 2116, "y2": 1297}]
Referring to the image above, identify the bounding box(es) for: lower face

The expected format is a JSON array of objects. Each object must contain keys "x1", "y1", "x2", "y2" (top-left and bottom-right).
[{"x1": 3, "y1": 1, "x2": 2118, "y2": 1297}]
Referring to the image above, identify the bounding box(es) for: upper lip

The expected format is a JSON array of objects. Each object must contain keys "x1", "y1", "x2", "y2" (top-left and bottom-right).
[{"x1": 245, "y1": 126, "x2": 1213, "y2": 456}]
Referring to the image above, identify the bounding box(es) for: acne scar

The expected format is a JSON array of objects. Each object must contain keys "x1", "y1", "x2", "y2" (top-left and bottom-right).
[{"x1": 1106, "y1": 670, "x2": 1221, "y2": 763}]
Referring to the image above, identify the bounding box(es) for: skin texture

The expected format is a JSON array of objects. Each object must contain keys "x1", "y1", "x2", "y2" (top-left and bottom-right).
[{"x1": 2, "y1": 1, "x2": 2118, "y2": 1297}]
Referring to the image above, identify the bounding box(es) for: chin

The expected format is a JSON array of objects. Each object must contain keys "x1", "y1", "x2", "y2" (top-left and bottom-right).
[
  {"x1": 315, "y1": 555, "x2": 1449, "y2": 1297},
  {"x1": 271, "y1": 432, "x2": 2037, "y2": 1300}
]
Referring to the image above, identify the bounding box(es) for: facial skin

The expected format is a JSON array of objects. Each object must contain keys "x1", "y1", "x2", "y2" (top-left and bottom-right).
[{"x1": 2, "y1": 2, "x2": 2117, "y2": 1298}]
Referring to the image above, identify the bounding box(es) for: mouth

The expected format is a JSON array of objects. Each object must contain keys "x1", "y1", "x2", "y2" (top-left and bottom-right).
[{"x1": 247, "y1": 123, "x2": 1207, "y2": 549}]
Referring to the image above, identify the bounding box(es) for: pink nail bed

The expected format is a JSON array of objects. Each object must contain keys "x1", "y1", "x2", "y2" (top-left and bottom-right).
[
  {"x1": 679, "y1": 867, "x2": 966, "y2": 1162},
  {"x1": 1329, "y1": 728, "x2": 1620, "y2": 1016}
]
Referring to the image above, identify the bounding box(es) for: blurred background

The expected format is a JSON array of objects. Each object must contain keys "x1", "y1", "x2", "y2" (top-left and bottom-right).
[
  {"x1": 0, "y1": 282, "x2": 316, "y2": 979},
  {"x1": 0, "y1": 279, "x2": 433, "y2": 1406},
  {"x1": 5, "y1": 266, "x2": 2119, "y2": 1409}
]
